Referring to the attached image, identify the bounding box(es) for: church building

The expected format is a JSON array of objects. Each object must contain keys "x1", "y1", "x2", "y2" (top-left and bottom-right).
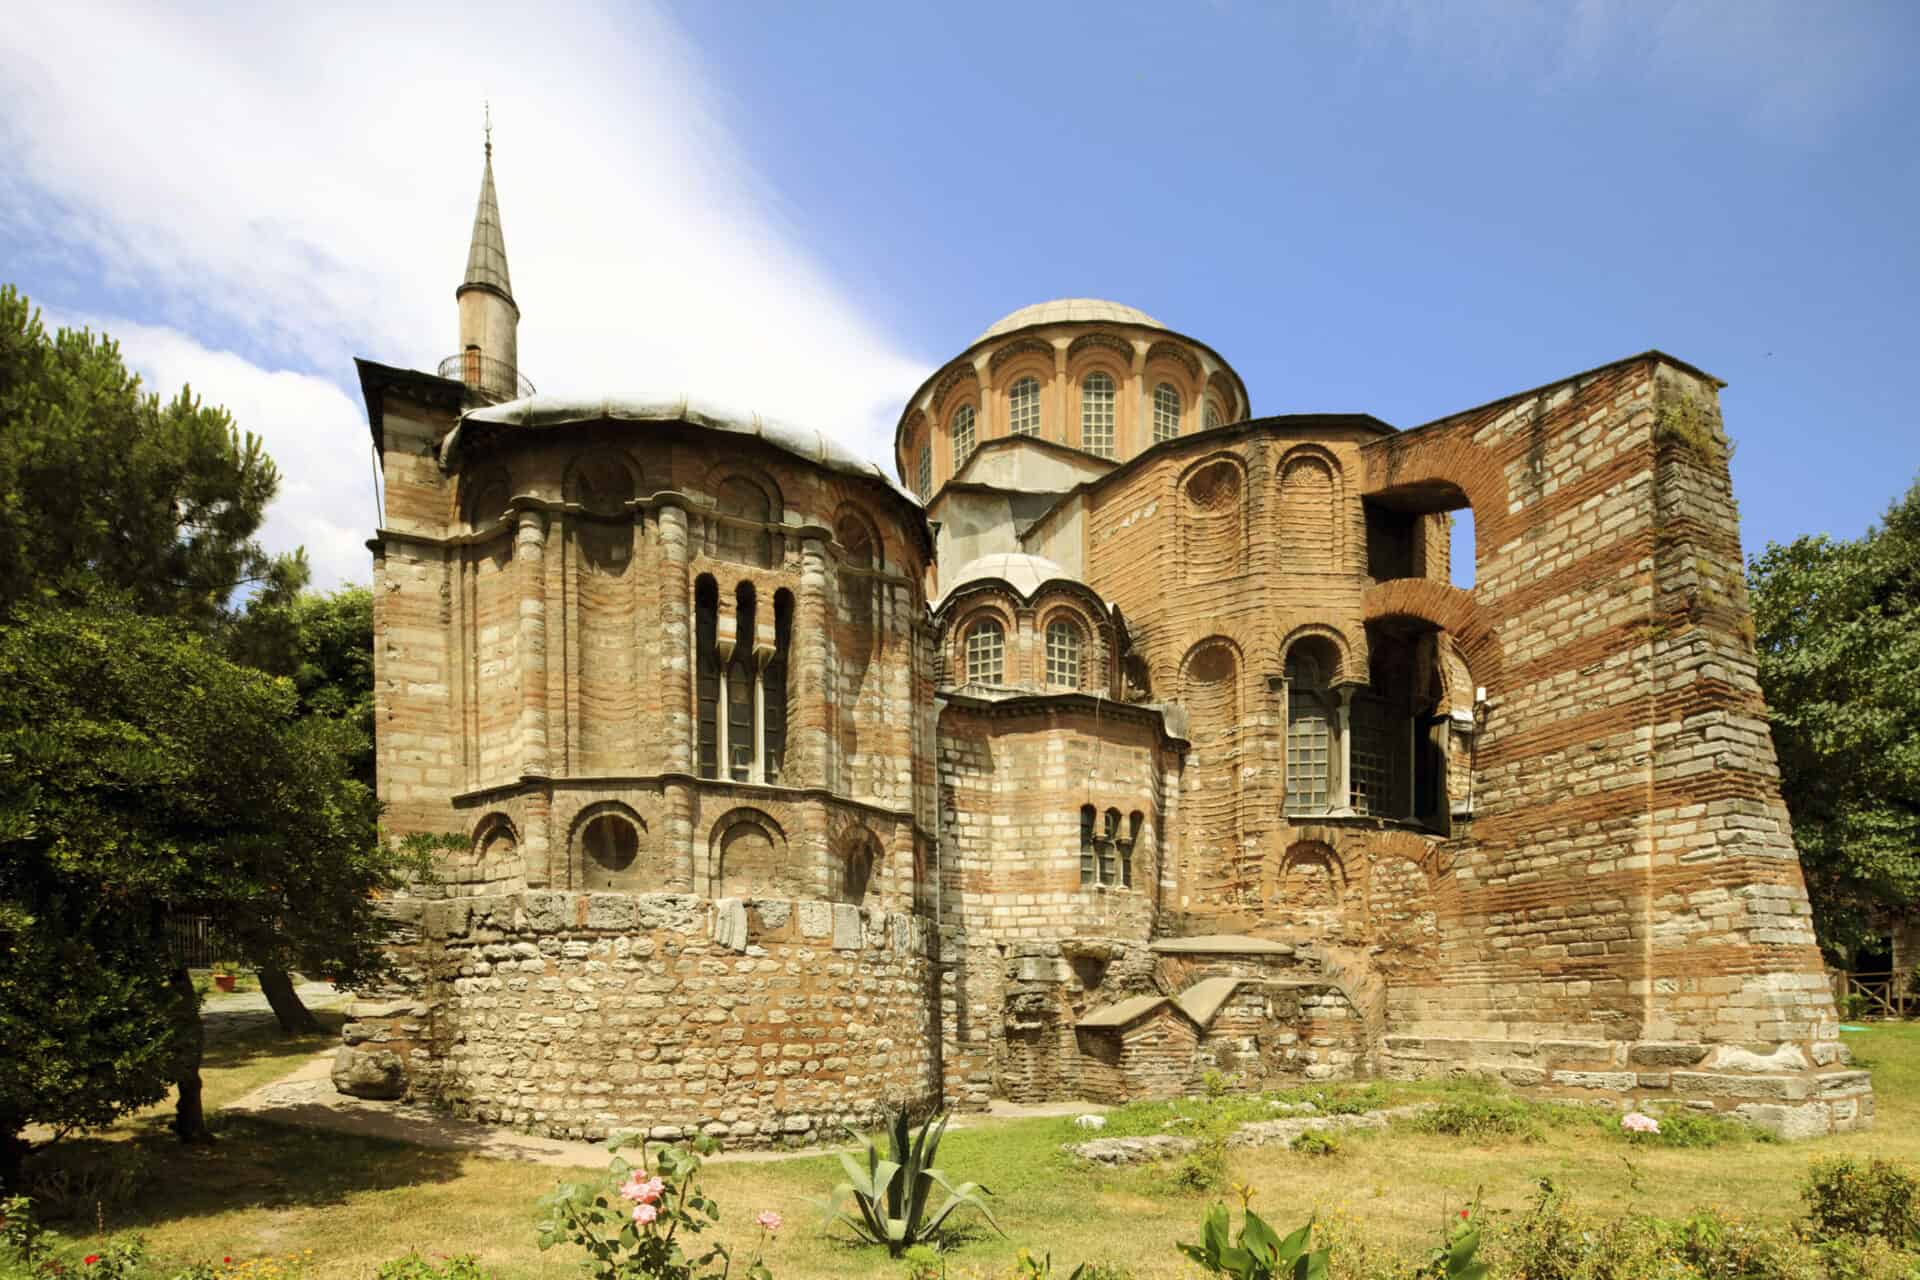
[{"x1": 336, "y1": 140, "x2": 1868, "y2": 1141}]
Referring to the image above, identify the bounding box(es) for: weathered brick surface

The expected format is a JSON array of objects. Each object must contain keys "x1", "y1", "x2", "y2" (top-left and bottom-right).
[{"x1": 352, "y1": 338, "x2": 1859, "y2": 1140}]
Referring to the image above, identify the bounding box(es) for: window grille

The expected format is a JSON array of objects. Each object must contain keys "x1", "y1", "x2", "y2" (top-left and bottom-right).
[
  {"x1": 1099, "y1": 809, "x2": 1121, "y2": 885},
  {"x1": 1204, "y1": 402, "x2": 1222, "y2": 431},
  {"x1": 1080, "y1": 373, "x2": 1115, "y2": 457},
  {"x1": 1153, "y1": 383, "x2": 1182, "y2": 442},
  {"x1": 1350, "y1": 693, "x2": 1394, "y2": 816},
  {"x1": 1285, "y1": 689, "x2": 1332, "y2": 814},
  {"x1": 916, "y1": 444, "x2": 932, "y2": 501},
  {"x1": 965, "y1": 618, "x2": 1004, "y2": 684},
  {"x1": 1045, "y1": 619, "x2": 1082, "y2": 688},
  {"x1": 694, "y1": 577, "x2": 720, "y2": 779},
  {"x1": 1080, "y1": 806, "x2": 1097, "y2": 886},
  {"x1": 1009, "y1": 377, "x2": 1041, "y2": 437},
  {"x1": 952, "y1": 403, "x2": 975, "y2": 466}
]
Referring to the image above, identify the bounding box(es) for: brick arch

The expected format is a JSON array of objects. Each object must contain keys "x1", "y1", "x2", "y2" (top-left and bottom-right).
[
  {"x1": 1276, "y1": 622, "x2": 1363, "y2": 686},
  {"x1": 944, "y1": 599, "x2": 1018, "y2": 685},
  {"x1": 1362, "y1": 579, "x2": 1504, "y2": 691},
  {"x1": 930, "y1": 365, "x2": 978, "y2": 414},
  {"x1": 1359, "y1": 432, "x2": 1508, "y2": 550}
]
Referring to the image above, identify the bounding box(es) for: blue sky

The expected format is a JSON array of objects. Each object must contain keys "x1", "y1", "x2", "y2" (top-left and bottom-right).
[{"x1": 3, "y1": 1, "x2": 1915, "y2": 588}]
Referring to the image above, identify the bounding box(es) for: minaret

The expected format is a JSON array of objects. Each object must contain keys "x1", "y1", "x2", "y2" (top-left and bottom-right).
[{"x1": 455, "y1": 108, "x2": 522, "y2": 401}]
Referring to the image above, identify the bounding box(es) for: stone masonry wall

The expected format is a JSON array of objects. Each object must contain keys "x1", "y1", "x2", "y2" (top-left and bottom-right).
[{"x1": 343, "y1": 891, "x2": 938, "y2": 1146}]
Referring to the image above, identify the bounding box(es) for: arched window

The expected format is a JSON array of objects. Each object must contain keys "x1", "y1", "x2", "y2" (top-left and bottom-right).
[
  {"x1": 1285, "y1": 642, "x2": 1338, "y2": 815},
  {"x1": 1079, "y1": 805, "x2": 1097, "y2": 886},
  {"x1": 1122, "y1": 812, "x2": 1143, "y2": 889},
  {"x1": 1080, "y1": 373, "x2": 1115, "y2": 458},
  {"x1": 1100, "y1": 809, "x2": 1122, "y2": 885},
  {"x1": 1204, "y1": 402, "x2": 1222, "y2": 431},
  {"x1": 1008, "y1": 377, "x2": 1041, "y2": 437},
  {"x1": 952, "y1": 403, "x2": 976, "y2": 468},
  {"x1": 727, "y1": 583, "x2": 757, "y2": 781},
  {"x1": 964, "y1": 618, "x2": 1004, "y2": 684},
  {"x1": 763, "y1": 589, "x2": 792, "y2": 783},
  {"x1": 1045, "y1": 618, "x2": 1082, "y2": 689},
  {"x1": 695, "y1": 575, "x2": 720, "y2": 779},
  {"x1": 1153, "y1": 383, "x2": 1182, "y2": 443},
  {"x1": 916, "y1": 444, "x2": 932, "y2": 501}
]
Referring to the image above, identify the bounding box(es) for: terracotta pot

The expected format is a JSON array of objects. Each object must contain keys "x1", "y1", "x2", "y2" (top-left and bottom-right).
[{"x1": 213, "y1": 973, "x2": 237, "y2": 993}]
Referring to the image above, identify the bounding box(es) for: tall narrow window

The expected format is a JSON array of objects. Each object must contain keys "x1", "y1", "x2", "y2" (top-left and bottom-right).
[
  {"x1": 695, "y1": 576, "x2": 720, "y2": 779},
  {"x1": 1099, "y1": 809, "x2": 1121, "y2": 885},
  {"x1": 1123, "y1": 812, "x2": 1143, "y2": 889},
  {"x1": 1080, "y1": 373, "x2": 1115, "y2": 457},
  {"x1": 964, "y1": 618, "x2": 1004, "y2": 684},
  {"x1": 763, "y1": 590, "x2": 792, "y2": 783},
  {"x1": 916, "y1": 444, "x2": 932, "y2": 501},
  {"x1": 1079, "y1": 805, "x2": 1097, "y2": 886},
  {"x1": 952, "y1": 404, "x2": 976, "y2": 468},
  {"x1": 727, "y1": 583, "x2": 757, "y2": 781},
  {"x1": 1153, "y1": 383, "x2": 1182, "y2": 443},
  {"x1": 1204, "y1": 402, "x2": 1222, "y2": 431},
  {"x1": 1008, "y1": 377, "x2": 1041, "y2": 437},
  {"x1": 1045, "y1": 619, "x2": 1082, "y2": 689},
  {"x1": 1285, "y1": 647, "x2": 1334, "y2": 815}
]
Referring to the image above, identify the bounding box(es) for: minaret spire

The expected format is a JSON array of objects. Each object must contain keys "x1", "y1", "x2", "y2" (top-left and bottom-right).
[{"x1": 454, "y1": 105, "x2": 523, "y2": 401}]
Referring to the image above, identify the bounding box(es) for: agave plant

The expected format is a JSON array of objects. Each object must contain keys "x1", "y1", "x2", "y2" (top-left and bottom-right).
[{"x1": 826, "y1": 1109, "x2": 1001, "y2": 1256}]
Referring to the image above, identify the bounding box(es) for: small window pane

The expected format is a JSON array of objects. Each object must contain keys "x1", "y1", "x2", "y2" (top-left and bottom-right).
[
  {"x1": 916, "y1": 444, "x2": 932, "y2": 501},
  {"x1": 1079, "y1": 806, "x2": 1097, "y2": 887},
  {"x1": 952, "y1": 404, "x2": 976, "y2": 466},
  {"x1": 1009, "y1": 377, "x2": 1041, "y2": 437},
  {"x1": 965, "y1": 619, "x2": 1004, "y2": 684},
  {"x1": 1286, "y1": 690, "x2": 1332, "y2": 814},
  {"x1": 1153, "y1": 383, "x2": 1182, "y2": 443},
  {"x1": 1045, "y1": 619, "x2": 1082, "y2": 688},
  {"x1": 1080, "y1": 373, "x2": 1115, "y2": 458}
]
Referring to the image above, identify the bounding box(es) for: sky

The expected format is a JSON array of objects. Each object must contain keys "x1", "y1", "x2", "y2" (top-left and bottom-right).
[{"x1": 2, "y1": 0, "x2": 1915, "y2": 592}]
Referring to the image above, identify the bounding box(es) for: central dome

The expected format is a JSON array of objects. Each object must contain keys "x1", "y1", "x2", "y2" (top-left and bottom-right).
[{"x1": 975, "y1": 298, "x2": 1164, "y2": 345}]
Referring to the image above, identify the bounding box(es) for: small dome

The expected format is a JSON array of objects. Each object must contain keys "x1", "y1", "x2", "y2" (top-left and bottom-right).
[
  {"x1": 975, "y1": 299, "x2": 1164, "y2": 345},
  {"x1": 941, "y1": 552, "x2": 1082, "y2": 605}
]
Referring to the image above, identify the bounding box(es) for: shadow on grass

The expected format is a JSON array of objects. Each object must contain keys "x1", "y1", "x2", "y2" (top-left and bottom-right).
[{"x1": 32, "y1": 1116, "x2": 469, "y2": 1233}]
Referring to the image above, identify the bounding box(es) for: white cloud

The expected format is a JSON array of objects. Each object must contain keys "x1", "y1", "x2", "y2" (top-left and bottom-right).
[
  {"x1": 0, "y1": 0, "x2": 930, "y2": 588},
  {"x1": 40, "y1": 308, "x2": 378, "y2": 592}
]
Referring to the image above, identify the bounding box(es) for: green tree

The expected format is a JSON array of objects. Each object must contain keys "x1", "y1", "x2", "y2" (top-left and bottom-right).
[
  {"x1": 0, "y1": 601, "x2": 400, "y2": 1185},
  {"x1": 0, "y1": 285, "x2": 306, "y2": 626},
  {"x1": 1748, "y1": 478, "x2": 1920, "y2": 962}
]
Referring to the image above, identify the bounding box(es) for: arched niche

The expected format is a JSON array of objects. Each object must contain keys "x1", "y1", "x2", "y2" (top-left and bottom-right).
[
  {"x1": 709, "y1": 808, "x2": 794, "y2": 900},
  {"x1": 569, "y1": 801, "x2": 665, "y2": 891}
]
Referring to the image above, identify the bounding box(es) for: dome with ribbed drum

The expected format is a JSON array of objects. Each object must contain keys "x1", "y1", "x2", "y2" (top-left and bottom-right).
[
  {"x1": 938, "y1": 552, "x2": 1084, "y2": 606},
  {"x1": 975, "y1": 298, "x2": 1164, "y2": 344}
]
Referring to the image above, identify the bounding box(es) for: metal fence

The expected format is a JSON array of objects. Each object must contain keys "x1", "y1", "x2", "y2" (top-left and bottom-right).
[{"x1": 164, "y1": 912, "x2": 221, "y2": 969}]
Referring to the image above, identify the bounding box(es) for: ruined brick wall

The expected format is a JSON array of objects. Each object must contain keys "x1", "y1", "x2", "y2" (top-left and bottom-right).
[{"x1": 393, "y1": 891, "x2": 937, "y2": 1144}]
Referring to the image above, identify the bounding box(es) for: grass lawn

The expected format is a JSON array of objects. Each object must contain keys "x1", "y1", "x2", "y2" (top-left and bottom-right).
[{"x1": 28, "y1": 1021, "x2": 1920, "y2": 1278}]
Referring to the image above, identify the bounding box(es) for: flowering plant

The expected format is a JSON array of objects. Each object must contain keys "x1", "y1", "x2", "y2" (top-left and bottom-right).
[
  {"x1": 535, "y1": 1132, "x2": 776, "y2": 1280},
  {"x1": 1621, "y1": 1112, "x2": 1661, "y2": 1138}
]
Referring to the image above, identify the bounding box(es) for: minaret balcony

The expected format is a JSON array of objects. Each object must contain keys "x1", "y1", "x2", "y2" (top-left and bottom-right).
[{"x1": 439, "y1": 352, "x2": 535, "y2": 404}]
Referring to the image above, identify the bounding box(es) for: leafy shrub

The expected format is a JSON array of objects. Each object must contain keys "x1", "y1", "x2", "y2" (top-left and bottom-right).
[
  {"x1": 1406, "y1": 1097, "x2": 1543, "y2": 1142},
  {"x1": 536, "y1": 1132, "x2": 775, "y2": 1280},
  {"x1": 20, "y1": 1144, "x2": 155, "y2": 1222},
  {"x1": 1178, "y1": 1202, "x2": 1328, "y2": 1280},
  {"x1": 1289, "y1": 1131, "x2": 1339, "y2": 1158},
  {"x1": 828, "y1": 1111, "x2": 1000, "y2": 1257},
  {"x1": 1168, "y1": 1134, "x2": 1231, "y2": 1194},
  {"x1": 1629, "y1": 1107, "x2": 1758, "y2": 1150},
  {"x1": 1802, "y1": 1156, "x2": 1920, "y2": 1244}
]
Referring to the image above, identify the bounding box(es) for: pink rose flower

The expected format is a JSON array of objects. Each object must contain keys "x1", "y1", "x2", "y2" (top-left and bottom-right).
[
  {"x1": 620, "y1": 1174, "x2": 666, "y2": 1204},
  {"x1": 632, "y1": 1202, "x2": 659, "y2": 1226},
  {"x1": 756, "y1": 1211, "x2": 783, "y2": 1233}
]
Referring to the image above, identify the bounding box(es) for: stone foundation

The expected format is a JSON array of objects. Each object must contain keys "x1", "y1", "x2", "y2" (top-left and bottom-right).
[{"x1": 335, "y1": 890, "x2": 939, "y2": 1145}]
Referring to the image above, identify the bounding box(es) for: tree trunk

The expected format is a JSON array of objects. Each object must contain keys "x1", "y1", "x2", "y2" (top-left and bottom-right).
[
  {"x1": 168, "y1": 965, "x2": 213, "y2": 1145},
  {"x1": 258, "y1": 967, "x2": 322, "y2": 1035},
  {"x1": 0, "y1": 1127, "x2": 27, "y2": 1193}
]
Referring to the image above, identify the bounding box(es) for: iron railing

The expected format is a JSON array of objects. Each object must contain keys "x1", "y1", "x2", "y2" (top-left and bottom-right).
[{"x1": 437, "y1": 351, "x2": 535, "y2": 401}]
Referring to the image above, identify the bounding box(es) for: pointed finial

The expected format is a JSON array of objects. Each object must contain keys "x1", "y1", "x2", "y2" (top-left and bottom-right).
[{"x1": 484, "y1": 100, "x2": 492, "y2": 161}]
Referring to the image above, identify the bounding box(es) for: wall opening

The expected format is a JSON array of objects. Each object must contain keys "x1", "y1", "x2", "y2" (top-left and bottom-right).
[{"x1": 1363, "y1": 479, "x2": 1475, "y2": 590}]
